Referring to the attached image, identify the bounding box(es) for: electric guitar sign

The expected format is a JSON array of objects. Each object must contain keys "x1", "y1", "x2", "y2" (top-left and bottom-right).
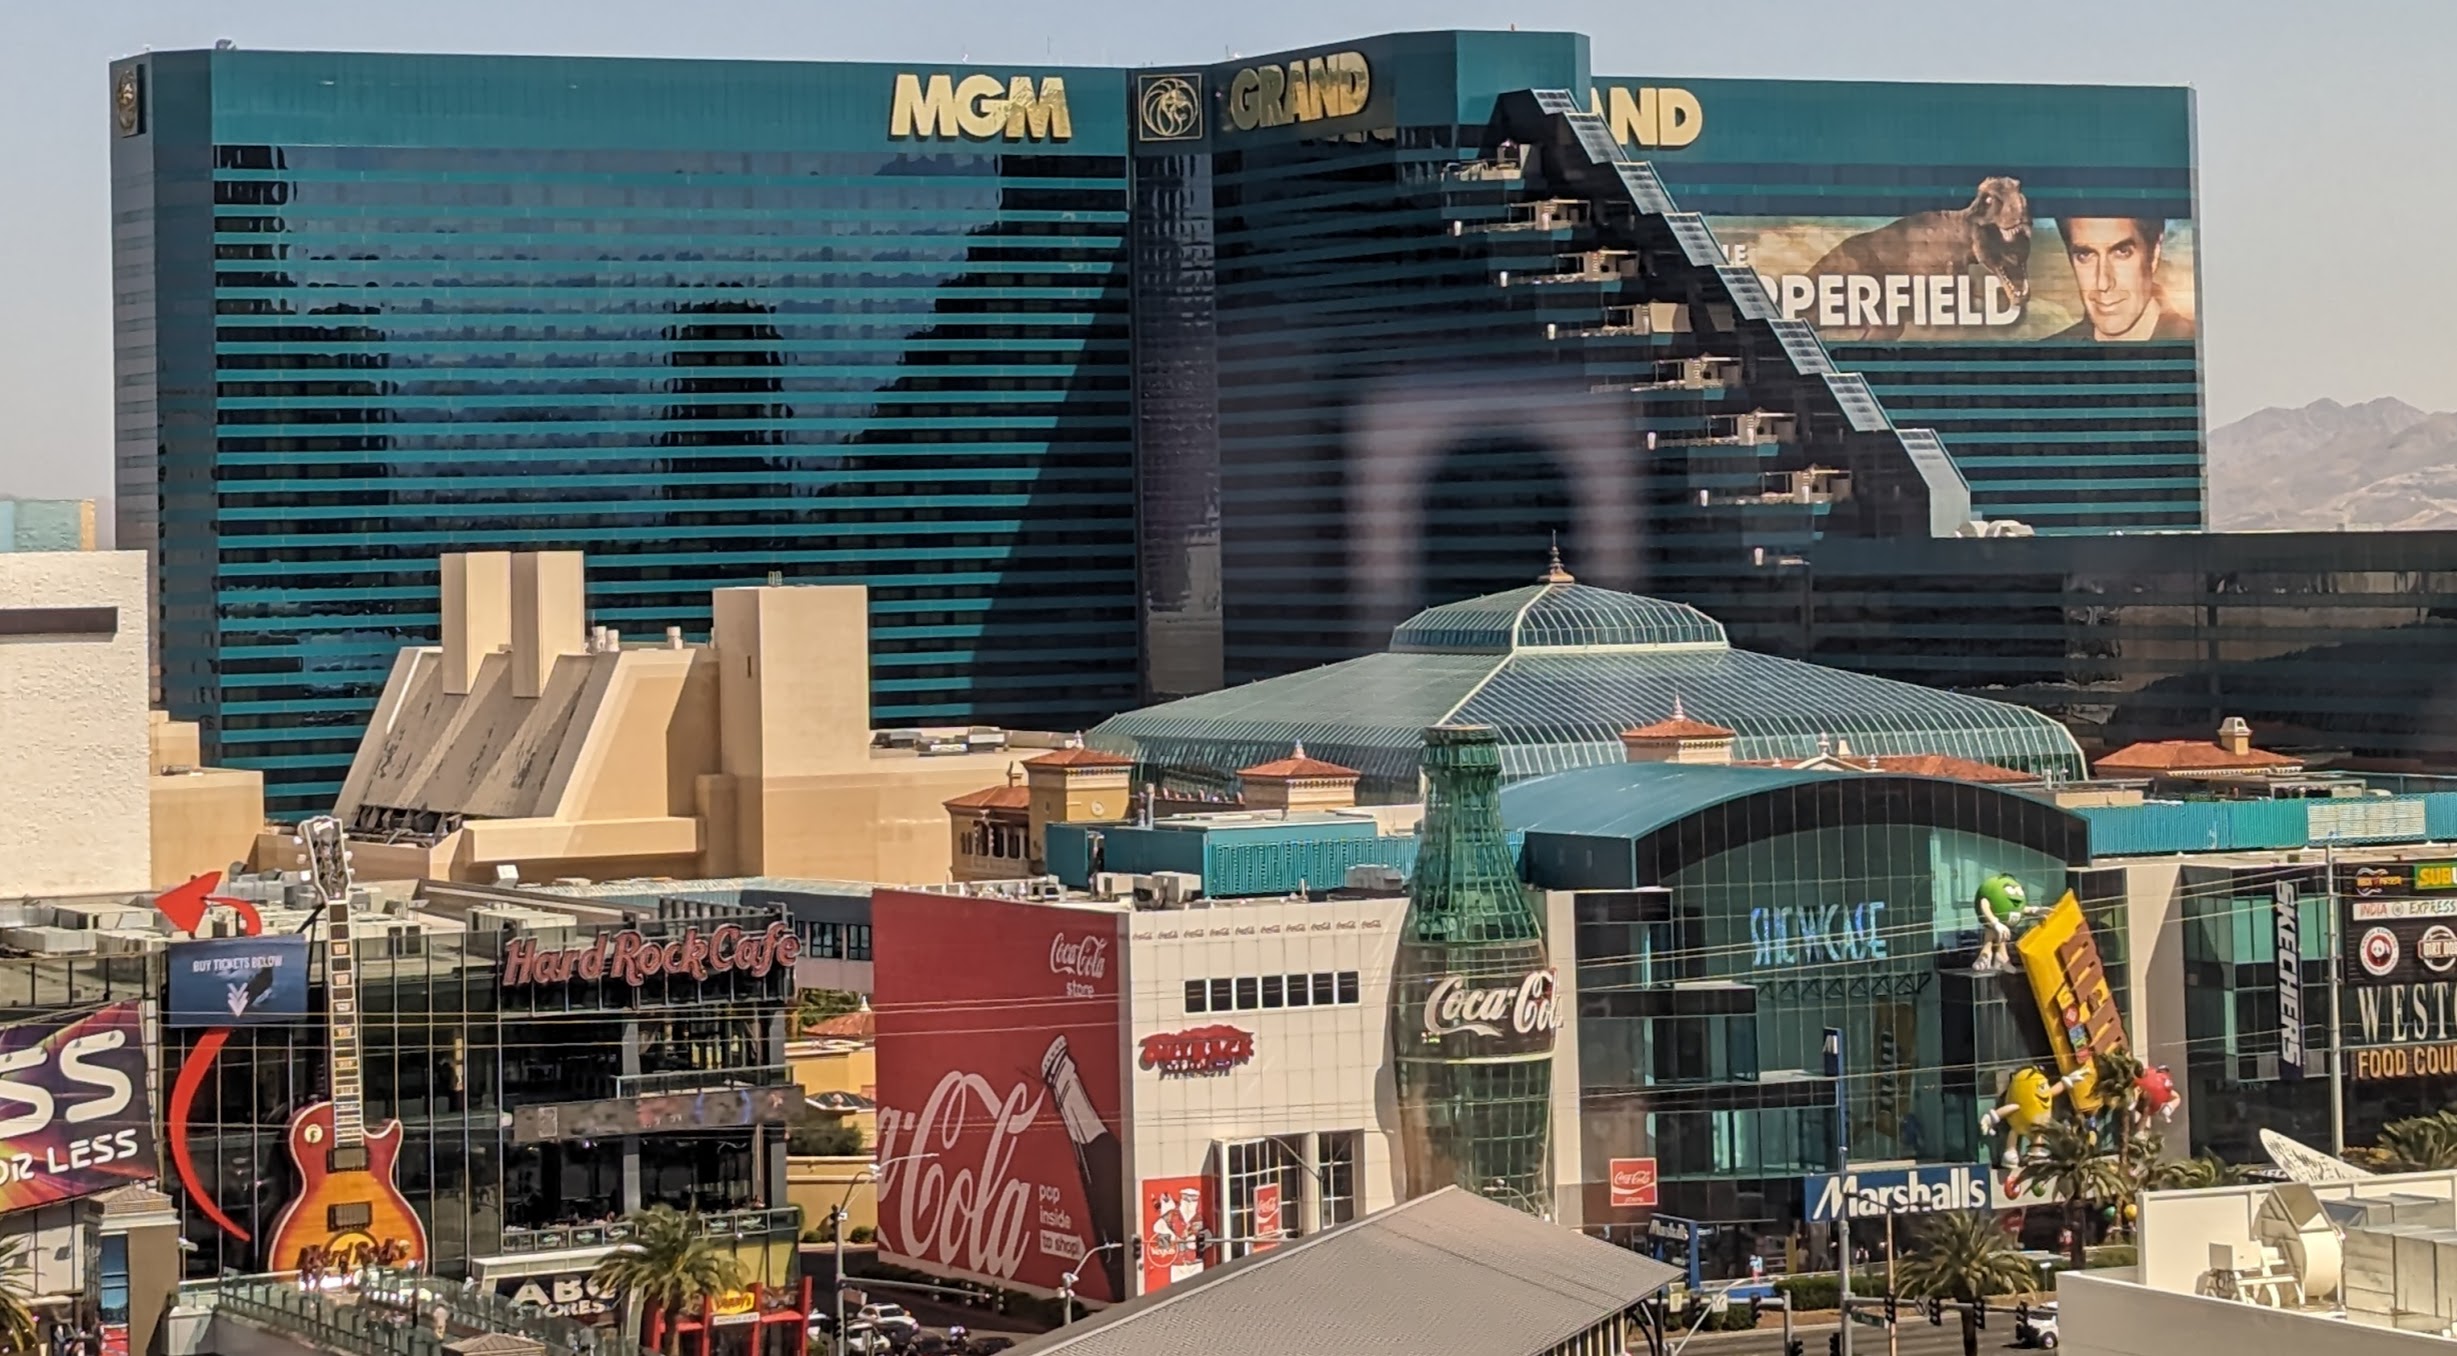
[{"x1": 264, "y1": 816, "x2": 429, "y2": 1273}]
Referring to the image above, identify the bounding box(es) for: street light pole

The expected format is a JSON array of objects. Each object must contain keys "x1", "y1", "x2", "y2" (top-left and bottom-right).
[
  {"x1": 1058, "y1": 1242, "x2": 1125, "y2": 1327},
  {"x1": 1824, "y1": 1027, "x2": 1850, "y2": 1356},
  {"x1": 835, "y1": 1150, "x2": 938, "y2": 1356},
  {"x1": 2325, "y1": 839, "x2": 2348, "y2": 1156}
]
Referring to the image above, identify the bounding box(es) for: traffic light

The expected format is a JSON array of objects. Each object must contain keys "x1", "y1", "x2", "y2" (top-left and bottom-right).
[
  {"x1": 2015, "y1": 1300, "x2": 2031, "y2": 1327},
  {"x1": 1786, "y1": 1341, "x2": 1803, "y2": 1356},
  {"x1": 1884, "y1": 1292, "x2": 1898, "y2": 1325},
  {"x1": 1927, "y1": 1297, "x2": 1943, "y2": 1327},
  {"x1": 1973, "y1": 1297, "x2": 1988, "y2": 1330},
  {"x1": 1828, "y1": 1333, "x2": 1842, "y2": 1356}
]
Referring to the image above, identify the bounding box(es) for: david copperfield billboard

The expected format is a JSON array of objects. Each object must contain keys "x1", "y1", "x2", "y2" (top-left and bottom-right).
[
  {"x1": 0, "y1": 1002, "x2": 156, "y2": 1209},
  {"x1": 873, "y1": 889, "x2": 1128, "y2": 1302},
  {"x1": 1593, "y1": 77, "x2": 2197, "y2": 347}
]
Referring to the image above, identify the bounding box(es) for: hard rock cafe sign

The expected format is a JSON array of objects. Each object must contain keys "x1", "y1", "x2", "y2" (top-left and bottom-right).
[{"x1": 501, "y1": 922, "x2": 800, "y2": 987}]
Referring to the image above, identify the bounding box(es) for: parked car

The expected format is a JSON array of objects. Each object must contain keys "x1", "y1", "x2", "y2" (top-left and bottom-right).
[
  {"x1": 2015, "y1": 1301, "x2": 2058, "y2": 1349},
  {"x1": 858, "y1": 1303, "x2": 922, "y2": 1339},
  {"x1": 838, "y1": 1322, "x2": 895, "y2": 1355}
]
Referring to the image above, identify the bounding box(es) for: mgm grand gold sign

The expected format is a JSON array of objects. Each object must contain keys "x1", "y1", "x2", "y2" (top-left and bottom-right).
[
  {"x1": 1225, "y1": 51, "x2": 1370, "y2": 133},
  {"x1": 890, "y1": 73, "x2": 1072, "y2": 142}
]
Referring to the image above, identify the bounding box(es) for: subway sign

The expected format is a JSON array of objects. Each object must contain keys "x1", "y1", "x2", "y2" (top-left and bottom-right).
[
  {"x1": 889, "y1": 73, "x2": 1073, "y2": 141},
  {"x1": 1224, "y1": 52, "x2": 1369, "y2": 132}
]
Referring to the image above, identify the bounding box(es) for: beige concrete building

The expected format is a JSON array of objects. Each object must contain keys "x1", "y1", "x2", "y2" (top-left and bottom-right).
[
  {"x1": 296, "y1": 551, "x2": 1063, "y2": 886},
  {"x1": 0, "y1": 552, "x2": 263, "y2": 894}
]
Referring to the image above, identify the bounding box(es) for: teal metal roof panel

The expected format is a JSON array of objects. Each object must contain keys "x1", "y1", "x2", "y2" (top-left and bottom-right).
[
  {"x1": 1500, "y1": 763, "x2": 1841, "y2": 841},
  {"x1": 1089, "y1": 650, "x2": 1500, "y2": 790},
  {"x1": 1457, "y1": 648, "x2": 2085, "y2": 778}
]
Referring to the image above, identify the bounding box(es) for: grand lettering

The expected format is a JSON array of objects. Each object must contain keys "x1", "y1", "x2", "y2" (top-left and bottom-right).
[
  {"x1": 501, "y1": 922, "x2": 800, "y2": 987},
  {"x1": 876, "y1": 1069, "x2": 1044, "y2": 1281},
  {"x1": 1750, "y1": 902, "x2": 1888, "y2": 969},
  {"x1": 1225, "y1": 52, "x2": 1369, "y2": 132},
  {"x1": 2355, "y1": 981, "x2": 2457, "y2": 1045},
  {"x1": 1422, "y1": 971, "x2": 1563, "y2": 1040}
]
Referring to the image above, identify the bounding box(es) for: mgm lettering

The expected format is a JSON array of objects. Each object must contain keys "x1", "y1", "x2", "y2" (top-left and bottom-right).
[
  {"x1": 1225, "y1": 52, "x2": 1369, "y2": 132},
  {"x1": 890, "y1": 73, "x2": 1072, "y2": 142}
]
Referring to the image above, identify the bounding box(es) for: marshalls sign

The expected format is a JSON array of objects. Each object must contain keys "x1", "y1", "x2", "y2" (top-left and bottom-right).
[{"x1": 1806, "y1": 1163, "x2": 1992, "y2": 1222}]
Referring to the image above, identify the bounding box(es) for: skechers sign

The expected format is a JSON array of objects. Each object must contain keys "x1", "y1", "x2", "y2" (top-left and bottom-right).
[
  {"x1": 1750, "y1": 902, "x2": 1888, "y2": 969},
  {"x1": 1224, "y1": 52, "x2": 1369, "y2": 132},
  {"x1": 890, "y1": 73, "x2": 1073, "y2": 142},
  {"x1": 1807, "y1": 1163, "x2": 1992, "y2": 1222}
]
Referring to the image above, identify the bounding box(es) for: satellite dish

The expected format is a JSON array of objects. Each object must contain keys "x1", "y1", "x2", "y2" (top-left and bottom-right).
[
  {"x1": 2260, "y1": 1128, "x2": 2372, "y2": 1183},
  {"x1": 2254, "y1": 1183, "x2": 2341, "y2": 1303}
]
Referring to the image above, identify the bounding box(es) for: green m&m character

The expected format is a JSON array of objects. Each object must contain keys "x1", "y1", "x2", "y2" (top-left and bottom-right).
[{"x1": 1974, "y1": 873, "x2": 2028, "y2": 971}]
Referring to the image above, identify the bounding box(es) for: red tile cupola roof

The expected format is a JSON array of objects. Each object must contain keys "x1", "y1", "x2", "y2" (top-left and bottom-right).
[
  {"x1": 1620, "y1": 696, "x2": 1737, "y2": 743},
  {"x1": 1238, "y1": 742, "x2": 1361, "y2": 782},
  {"x1": 1027, "y1": 744, "x2": 1135, "y2": 770},
  {"x1": 943, "y1": 784, "x2": 1031, "y2": 812},
  {"x1": 2094, "y1": 716, "x2": 2303, "y2": 777},
  {"x1": 1862, "y1": 753, "x2": 2033, "y2": 784}
]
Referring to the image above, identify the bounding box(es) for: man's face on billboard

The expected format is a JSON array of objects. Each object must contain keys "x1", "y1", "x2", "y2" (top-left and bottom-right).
[{"x1": 2064, "y1": 219, "x2": 2160, "y2": 337}]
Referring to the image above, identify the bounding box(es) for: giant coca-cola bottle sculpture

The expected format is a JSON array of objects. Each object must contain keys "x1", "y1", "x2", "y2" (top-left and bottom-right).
[{"x1": 1392, "y1": 723, "x2": 1561, "y2": 1214}]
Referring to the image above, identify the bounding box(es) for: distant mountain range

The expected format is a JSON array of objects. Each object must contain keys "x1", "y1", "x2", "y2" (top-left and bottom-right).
[{"x1": 2209, "y1": 397, "x2": 2457, "y2": 531}]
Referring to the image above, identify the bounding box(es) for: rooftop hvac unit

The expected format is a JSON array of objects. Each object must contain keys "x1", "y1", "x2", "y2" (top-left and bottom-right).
[
  {"x1": 1092, "y1": 873, "x2": 1137, "y2": 902},
  {"x1": 2, "y1": 927, "x2": 95, "y2": 955},
  {"x1": 1141, "y1": 871, "x2": 1201, "y2": 909},
  {"x1": 1025, "y1": 876, "x2": 1066, "y2": 902},
  {"x1": 1343, "y1": 865, "x2": 1405, "y2": 894},
  {"x1": 92, "y1": 931, "x2": 162, "y2": 956}
]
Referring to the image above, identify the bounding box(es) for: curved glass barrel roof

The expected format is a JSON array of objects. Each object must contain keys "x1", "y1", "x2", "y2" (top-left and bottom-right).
[{"x1": 1092, "y1": 578, "x2": 2087, "y2": 799}]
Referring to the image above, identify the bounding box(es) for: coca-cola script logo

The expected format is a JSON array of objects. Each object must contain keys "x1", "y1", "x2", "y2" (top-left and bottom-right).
[
  {"x1": 1137, "y1": 1025, "x2": 1255, "y2": 1078},
  {"x1": 876, "y1": 1068, "x2": 1047, "y2": 1283},
  {"x1": 1422, "y1": 970, "x2": 1565, "y2": 1040},
  {"x1": 1049, "y1": 934, "x2": 1110, "y2": 979},
  {"x1": 501, "y1": 922, "x2": 799, "y2": 988}
]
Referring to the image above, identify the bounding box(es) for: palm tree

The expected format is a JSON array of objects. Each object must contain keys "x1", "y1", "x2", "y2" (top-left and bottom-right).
[
  {"x1": 1895, "y1": 1211, "x2": 2037, "y2": 1356},
  {"x1": 0, "y1": 1238, "x2": 38, "y2": 1356},
  {"x1": 593, "y1": 1205, "x2": 747, "y2": 1356},
  {"x1": 2020, "y1": 1118, "x2": 2127, "y2": 1270},
  {"x1": 2375, "y1": 1110, "x2": 2457, "y2": 1171},
  {"x1": 2090, "y1": 1049, "x2": 2150, "y2": 1183},
  {"x1": 2144, "y1": 1151, "x2": 2246, "y2": 1191}
]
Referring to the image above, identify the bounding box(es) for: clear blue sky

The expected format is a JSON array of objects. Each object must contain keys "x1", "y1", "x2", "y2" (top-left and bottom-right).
[{"x1": 5, "y1": 0, "x2": 2444, "y2": 502}]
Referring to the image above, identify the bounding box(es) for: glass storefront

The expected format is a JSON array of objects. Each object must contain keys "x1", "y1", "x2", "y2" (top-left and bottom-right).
[
  {"x1": 169, "y1": 903, "x2": 794, "y2": 1281},
  {"x1": 1533, "y1": 771, "x2": 2103, "y2": 1270}
]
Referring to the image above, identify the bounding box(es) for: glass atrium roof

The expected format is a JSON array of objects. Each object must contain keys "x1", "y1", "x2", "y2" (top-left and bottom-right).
[{"x1": 1092, "y1": 580, "x2": 2087, "y2": 798}]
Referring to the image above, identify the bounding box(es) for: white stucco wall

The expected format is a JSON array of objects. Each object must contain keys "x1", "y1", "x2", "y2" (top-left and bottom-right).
[
  {"x1": 2060, "y1": 1269, "x2": 2451, "y2": 1356},
  {"x1": 0, "y1": 552, "x2": 151, "y2": 894}
]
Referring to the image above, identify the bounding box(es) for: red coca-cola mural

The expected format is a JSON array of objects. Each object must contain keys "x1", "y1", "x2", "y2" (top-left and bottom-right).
[{"x1": 873, "y1": 889, "x2": 1127, "y2": 1302}]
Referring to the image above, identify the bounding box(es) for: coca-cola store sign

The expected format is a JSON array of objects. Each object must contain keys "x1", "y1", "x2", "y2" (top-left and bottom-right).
[
  {"x1": 1138, "y1": 1025, "x2": 1255, "y2": 1078},
  {"x1": 1422, "y1": 970, "x2": 1565, "y2": 1044},
  {"x1": 1050, "y1": 933, "x2": 1109, "y2": 998}
]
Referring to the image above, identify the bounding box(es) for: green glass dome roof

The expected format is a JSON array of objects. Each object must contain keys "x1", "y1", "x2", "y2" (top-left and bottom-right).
[
  {"x1": 1391, "y1": 582, "x2": 1729, "y2": 654},
  {"x1": 1091, "y1": 575, "x2": 2088, "y2": 800}
]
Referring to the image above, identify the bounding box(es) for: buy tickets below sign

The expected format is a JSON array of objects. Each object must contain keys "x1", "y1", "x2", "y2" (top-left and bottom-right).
[{"x1": 1609, "y1": 1157, "x2": 1659, "y2": 1209}]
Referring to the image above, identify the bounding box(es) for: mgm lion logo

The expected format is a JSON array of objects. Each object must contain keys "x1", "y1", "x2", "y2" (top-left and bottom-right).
[{"x1": 1138, "y1": 74, "x2": 1202, "y2": 142}]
